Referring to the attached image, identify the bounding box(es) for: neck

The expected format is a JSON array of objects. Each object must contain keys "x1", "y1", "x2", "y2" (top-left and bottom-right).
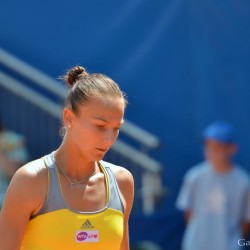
[
  {"x1": 54, "y1": 138, "x2": 97, "y2": 181},
  {"x1": 211, "y1": 160, "x2": 233, "y2": 174}
]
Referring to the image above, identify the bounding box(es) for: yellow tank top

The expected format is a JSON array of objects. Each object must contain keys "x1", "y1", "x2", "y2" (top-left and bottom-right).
[{"x1": 21, "y1": 153, "x2": 124, "y2": 250}]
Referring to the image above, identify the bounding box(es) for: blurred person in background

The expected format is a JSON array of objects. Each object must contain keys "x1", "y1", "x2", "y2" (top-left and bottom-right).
[
  {"x1": 176, "y1": 121, "x2": 250, "y2": 250},
  {"x1": 0, "y1": 116, "x2": 29, "y2": 208}
]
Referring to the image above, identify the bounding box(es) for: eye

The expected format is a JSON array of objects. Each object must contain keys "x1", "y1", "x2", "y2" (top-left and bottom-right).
[{"x1": 96, "y1": 124, "x2": 106, "y2": 130}]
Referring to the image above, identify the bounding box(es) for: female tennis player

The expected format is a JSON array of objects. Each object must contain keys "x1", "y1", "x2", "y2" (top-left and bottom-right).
[{"x1": 0, "y1": 66, "x2": 134, "y2": 250}]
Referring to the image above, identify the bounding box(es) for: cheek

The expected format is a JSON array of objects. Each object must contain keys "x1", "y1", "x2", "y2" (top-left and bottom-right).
[
  {"x1": 82, "y1": 126, "x2": 109, "y2": 146},
  {"x1": 71, "y1": 123, "x2": 97, "y2": 144},
  {"x1": 205, "y1": 147, "x2": 216, "y2": 156},
  {"x1": 205, "y1": 148, "x2": 227, "y2": 160}
]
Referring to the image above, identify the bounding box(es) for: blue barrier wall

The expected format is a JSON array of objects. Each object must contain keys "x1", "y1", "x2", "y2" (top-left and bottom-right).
[{"x1": 1, "y1": 0, "x2": 250, "y2": 248}]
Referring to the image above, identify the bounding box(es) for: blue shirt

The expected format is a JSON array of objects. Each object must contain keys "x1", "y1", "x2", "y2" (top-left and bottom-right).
[{"x1": 176, "y1": 161, "x2": 250, "y2": 250}]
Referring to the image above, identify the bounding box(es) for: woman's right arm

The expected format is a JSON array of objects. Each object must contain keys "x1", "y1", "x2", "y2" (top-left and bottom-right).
[{"x1": 0, "y1": 159, "x2": 47, "y2": 250}]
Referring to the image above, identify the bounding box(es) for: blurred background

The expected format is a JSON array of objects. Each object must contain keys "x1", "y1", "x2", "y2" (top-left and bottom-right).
[{"x1": 0, "y1": 0, "x2": 250, "y2": 249}]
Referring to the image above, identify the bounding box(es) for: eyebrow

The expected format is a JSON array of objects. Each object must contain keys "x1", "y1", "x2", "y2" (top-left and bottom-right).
[{"x1": 93, "y1": 117, "x2": 124, "y2": 126}]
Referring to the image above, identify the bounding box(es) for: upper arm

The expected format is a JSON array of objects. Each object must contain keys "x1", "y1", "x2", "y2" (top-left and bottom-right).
[
  {"x1": 114, "y1": 167, "x2": 134, "y2": 250},
  {"x1": 0, "y1": 159, "x2": 46, "y2": 249},
  {"x1": 116, "y1": 167, "x2": 134, "y2": 217},
  {"x1": 176, "y1": 170, "x2": 196, "y2": 212},
  {"x1": 241, "y1": 181, "x2": 250, "y2": 237},
  {"x1": 242, "y1": 182, "x2": 250, "y2": 222},
  {"x1": 176, "y1": 171, "x2": 198, "y2": 223}
]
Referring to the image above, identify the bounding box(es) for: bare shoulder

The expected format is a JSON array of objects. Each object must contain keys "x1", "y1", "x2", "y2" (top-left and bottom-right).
[
  {"x1": 114, "y1": 166, "x2": 134, "y2": 216},
  {"x1": 113, "y1": 166, "x2": 134, "y2": 188},
  {"x1": 102, "y1": 161, "x2": 134, "y2": 187},
  {"x1": 11, "y1": 158, "x2": 48, "y2": 202},
  {"x1": 102, "y1": 161, "x2": 134, "y2": 214},
  {"x1": 13, "y1": 158, "x2": 47, "y2": 183},
  {"x1": 0, "y1": 158, "x2": 48, "y2": 248},
  {"x1": 2, "y1": 158, "x2": 48, "y2": 215}
]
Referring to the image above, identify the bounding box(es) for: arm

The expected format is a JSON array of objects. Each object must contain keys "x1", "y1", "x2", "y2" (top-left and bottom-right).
[
  {"x1": 0, "y1": 159, "x2": 47, "y2": 249},
  {"x1": 241, "y1": 222, "x2": 250, "y2": 239},
  {"x1": 241, "y1": 183, "x2": 250, "y2": 238},
  {"x1": 176, "y1": 168, "x2": 197, "y2": 224},
  {"x1": 114, "y1": 167, "x2": 134, "y2": 250},
  {"x1": 184, "y1": 209, "x2": 192, "y2": 223}
]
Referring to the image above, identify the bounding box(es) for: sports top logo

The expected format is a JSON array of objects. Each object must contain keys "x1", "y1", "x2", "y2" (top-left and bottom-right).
[
  {"x1": 81, "y1": 219, "x2": 95, "y2": 229},
  {"x1": 75, "y1": 230, "x2": 99, "y2": 243}
]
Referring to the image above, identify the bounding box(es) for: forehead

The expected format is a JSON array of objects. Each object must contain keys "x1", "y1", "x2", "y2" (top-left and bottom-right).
[
  {"x1": 78, "y1": 96, "x2": 125, "y2": 121},
  {"x1": 205, "y1": 139, "x2": 231, "y2": 148}
]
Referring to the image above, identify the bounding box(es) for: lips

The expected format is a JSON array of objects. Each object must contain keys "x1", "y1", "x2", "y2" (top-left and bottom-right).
[{"x1": 96, "y1": 148, "x2": 108, "y2": 152}]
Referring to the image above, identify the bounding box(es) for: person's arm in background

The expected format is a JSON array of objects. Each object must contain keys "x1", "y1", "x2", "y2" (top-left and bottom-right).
[
  {"x1": 184, "y1": 210, "x2": 193, "y2": 223},
  {"x1": 241, "y1": 222, "x2": 250, "y2": 239},
  {"x1": 176, "y1": 167, "x2": 197, "y2": 223},
  {"x1": 241, "y1": 183, "x2": 250, "y2": 238}
]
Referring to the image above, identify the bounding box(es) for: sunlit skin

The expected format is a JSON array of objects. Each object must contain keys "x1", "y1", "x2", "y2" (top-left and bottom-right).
[
  {"x1": 56, "y1": 96, "x2": 125, "y2": 178},
  {"x1": 0, "y1": 96, "x2": 134, "y2": 250}
]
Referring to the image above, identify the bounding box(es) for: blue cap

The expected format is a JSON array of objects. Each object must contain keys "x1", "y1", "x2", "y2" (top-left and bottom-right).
[{"x1": 203, "y1": 121, "x2": 237, "y2": 144}]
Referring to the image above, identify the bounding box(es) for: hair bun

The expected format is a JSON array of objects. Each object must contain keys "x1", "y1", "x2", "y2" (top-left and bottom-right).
[{"x1": 67, "y1": 66, "x2": 88, "y2": 86}]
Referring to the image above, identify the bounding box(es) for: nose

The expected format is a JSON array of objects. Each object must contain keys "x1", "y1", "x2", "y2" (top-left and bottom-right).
[{"x1": 103, "y1": 129, "x2": 117, "y2": 146}]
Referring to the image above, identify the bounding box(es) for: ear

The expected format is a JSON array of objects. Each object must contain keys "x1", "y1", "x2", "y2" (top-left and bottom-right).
[{"x1": 63, "y1": 108, "x2": 74, "y2": 128}]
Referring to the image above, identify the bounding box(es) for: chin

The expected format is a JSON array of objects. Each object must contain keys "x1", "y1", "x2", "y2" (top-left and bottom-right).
[{"x1": 92, "y1": 153, "x2": 106, "y2": 162}]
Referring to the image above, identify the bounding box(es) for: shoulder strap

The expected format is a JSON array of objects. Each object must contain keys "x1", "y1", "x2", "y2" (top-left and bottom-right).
[
  {"x1": 33, "y1": 153, "x2": 65, "y2": 218},
  {"x1": 100, "y1": 161, "x2": 125, "y2": 214}
]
